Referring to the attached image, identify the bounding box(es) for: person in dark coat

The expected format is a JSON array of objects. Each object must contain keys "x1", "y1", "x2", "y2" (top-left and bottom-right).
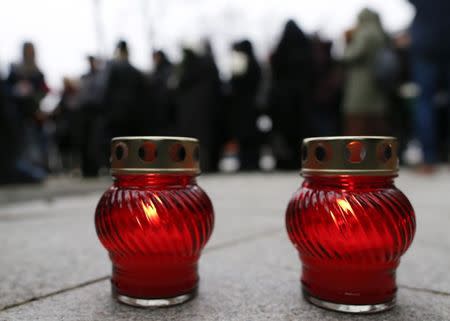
[
  {"x1": 310, "y1": 36, "x2": 343, "y2": 136},
  {"x1": 5, "y1": 42, "x2": 48, "y2": 183},
  {"x1": 51, "y1": 77, "x2": 79, "y2": 172},
  {"x1": 175, "y1": 44, "x2": 222, "y2": 171},
  {"x1": 103, "y1": 40, "x2": 147, "y2": 138},
  {"x1": 0, "y1": 75, "x2": 19, "y2": 183},
  {"x1": 146, "y1": 50, "x2": 174, "y2": 135},
  {"x1": 77, "y1": 55, "x2": 105, "y2": 177},
  {"x1": 227, "y1": 40, "x2": 262, "y2": 170},
  {"x1": 7, "y1": 42, "x2": 48, "y2": 119},
  {"x1": 409, "y1": 0, "x2": 450, "y2": 173},
  {"x1": 269, "y1": 20, "x2": 314, "y2": 169}
]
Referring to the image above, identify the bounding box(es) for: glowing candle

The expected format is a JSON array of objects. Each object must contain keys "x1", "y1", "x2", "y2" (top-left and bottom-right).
[
  {"x1": 286, "y1": 136, "x2": 415, "y2": 313},
  {"x1": 96, "y1": 137, "x2": 214, "y2": 307}
]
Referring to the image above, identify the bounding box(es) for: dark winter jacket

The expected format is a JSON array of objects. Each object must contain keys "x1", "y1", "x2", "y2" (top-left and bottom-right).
[
  {"x1": 6, "y1": 63, "x2": 48, "y2": 118},
  {"x1": 175, "y1": 49, "x2": 221, "y2": 149},
  {"x1": 409, "y1": 0, "x2": 450, "y2": 60},
  {"x1": 269, "y1": 20, "x2": 313, "y2": 139},
  {"x1": 147, "y1": 54, "x2": 174, "y2": 134},
  {"x1": 228, "y1": 40, "x2": 261, "y2": 141},
  {"x1": 102, "y1": 59, "x2": 147, "y2": 136}
]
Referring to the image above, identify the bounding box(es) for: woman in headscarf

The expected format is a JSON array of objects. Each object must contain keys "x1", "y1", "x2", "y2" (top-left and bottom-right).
[
  {"x1": 342, "y1": 8, "x2": 389, "y2": 135},
  {"x1": 269, "y1": 20, "x2": 314, "y2": 169},
  {"x1": 175, "y1": 42, "x2": 222, "y2": 172}
]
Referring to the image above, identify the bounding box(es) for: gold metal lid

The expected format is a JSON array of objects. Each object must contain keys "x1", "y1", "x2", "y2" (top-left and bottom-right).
[
  {"x1": 111, "y1": 136, "x2": 201, "y2": 175},
  {"x1": 301, "y1": 136, "x2": 399, "y2": 176}
]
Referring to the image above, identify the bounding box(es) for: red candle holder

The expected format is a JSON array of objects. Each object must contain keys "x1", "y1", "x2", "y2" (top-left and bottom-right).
[
  {"x1": 286, "y1": 137, "x2": 416, "y2": 313},
  {"x1": 95, "y1": 137, "x2": 214, "y2": 307}
]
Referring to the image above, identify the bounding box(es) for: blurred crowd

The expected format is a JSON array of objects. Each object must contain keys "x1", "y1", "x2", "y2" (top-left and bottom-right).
[{"x1": 0, "y1": 3, "x2": 449, "y2": 184}]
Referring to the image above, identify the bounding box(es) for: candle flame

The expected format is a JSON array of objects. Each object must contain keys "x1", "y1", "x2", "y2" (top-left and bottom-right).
[
  {"x1": 141, "y1": 200, "x2": 159, "y2": 223},
  {"x1": 337, "y1": 198, "x2": 356, "y2": 219}
]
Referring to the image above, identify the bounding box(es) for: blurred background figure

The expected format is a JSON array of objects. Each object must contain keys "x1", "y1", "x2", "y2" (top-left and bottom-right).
[
  {"x1": 77, "y1": 55, "x2": 104, "y2": 177},
  {"x1": 341, "y1": 8, "x2": 389, "y2": 136},
  {"x1": 310, "y1": 35, "x2": 343, "y2": 137},
  {"x1": 388, "y1": 31, "x2": 414, "y2": 160},
  {"x1": 409, "y1": 0, "x2": 450, "y2": 173},
  {"x1": 51, "y1": 77, "x2": 80, "y2": 173},
  {"x1": 0, "y1": 66, "x2": 19, "y2": 184},
  {"x1": 269, "y1": 20, "x2": 313, "y2": 169},
  {"x1": 174, "y1": 41, "x2": 222, "y2": 172},
  {"x1": 2, "y1": 1, "x2": 449, "y2": 184},
  {"x1": 103, "y1": 40, "x2": 147, "y2": 139},
  {"x1": 225, "y1": 40, "x2": 262, "y2": 171},
  {"x1": 146, "y1": 50, "x2": 174, "y2": 135},
  {"x1": 5, "y1": 42, "x2": 49, "y2": 183}
]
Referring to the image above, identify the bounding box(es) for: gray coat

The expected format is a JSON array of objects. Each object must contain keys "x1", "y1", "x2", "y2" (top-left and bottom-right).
[{"x1": 342, "y1": 9, "x2": 388, "y2": 116}]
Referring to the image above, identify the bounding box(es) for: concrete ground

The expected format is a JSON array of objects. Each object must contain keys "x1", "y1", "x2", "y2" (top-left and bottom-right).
[{"x1": 0, "y1": 169, "x2": 449, "y2": 321}]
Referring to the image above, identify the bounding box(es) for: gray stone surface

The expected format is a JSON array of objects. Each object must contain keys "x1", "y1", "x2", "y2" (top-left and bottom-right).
[
  {"x1": 0, "y1": 175, "x2": 284, "y2": 310},
  {"x1": 0, "y1": 194, "x2": 108, "y2": 310},
  {"x1": 1, "y1": 234, "x2": 449, "y2": 321},
  {"x1": 0, "y1": 177, "x2": 110, "y2": 204},
  {"x1": 0, "y1": 170, "x2": 449, "y2": 320}
]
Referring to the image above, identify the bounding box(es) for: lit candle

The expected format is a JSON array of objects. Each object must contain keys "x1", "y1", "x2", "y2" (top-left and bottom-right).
[
  {"x1": 96, "y1": 137, "x2": 214, "y2": 307},
  {"x1": 286, "y1": 136, "x2": 415, "y2": 313}
]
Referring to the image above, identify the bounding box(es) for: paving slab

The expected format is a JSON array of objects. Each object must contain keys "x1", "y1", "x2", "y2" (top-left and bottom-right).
[
  {"x1": 0, "y1": 177, "x2": 110, "y2": 204},
  {"x1": 0, "y1": 179, "x2": 283, "y2": 310},
  {"x1": 1, "y1": 234, "x2": 448, "y2": 321},
  {"x1": 234, "y1": 232, "x2": 450, "y2": 296},
  {"x1": 0, "y1": 204, "x2": 108, "y2": 310},
  {"x1": 205, "y1": 172, "x2": 450, "y2": 294},
  {"x1": 1, "y1": 170, "x2": 449, "y2": 320}
]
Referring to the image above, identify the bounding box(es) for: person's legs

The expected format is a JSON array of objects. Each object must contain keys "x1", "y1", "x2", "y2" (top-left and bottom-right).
[
  {"x1": 239, "y1": 139, "x2": 260, "y2": 171},
  {"x1": 446, "y1": 60, "x2": 450, "y2": 163},
  {"x1": 79, "y1": 109, "x2": 100, "y2": 177},
  {"x1": 413, "y1": 57, "x2": 439, "y2": 164}
]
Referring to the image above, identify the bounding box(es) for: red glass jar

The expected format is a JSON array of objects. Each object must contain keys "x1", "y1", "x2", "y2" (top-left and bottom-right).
[
  {"x1": 95, "y1": 137, "x2": 214, "y2": 307},
  {"x1": 286, "y1": 137, "x2": 416, "y2": 313}
]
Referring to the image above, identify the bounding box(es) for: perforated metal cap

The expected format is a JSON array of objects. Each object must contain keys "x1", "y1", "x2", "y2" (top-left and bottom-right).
[
  {"x1": 110, "y1": 136, "x2": 201, "y2": 175},
  {"x1": 301, "y1": 136, "x2": 399, "y2": 176}
]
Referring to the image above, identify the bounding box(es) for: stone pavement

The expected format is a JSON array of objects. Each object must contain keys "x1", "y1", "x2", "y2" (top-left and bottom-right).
[{"x1": 0, "y1": 170, "x2": 449, "y2": 321}]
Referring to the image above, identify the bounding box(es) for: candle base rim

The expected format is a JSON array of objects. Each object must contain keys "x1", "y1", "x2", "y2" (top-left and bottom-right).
[
  {"x1": 113, "y1": 287, "x2": 197, "y2": 308},
  {"x1": 304, "y1": 290, "x2": 396, "y2": 314}
]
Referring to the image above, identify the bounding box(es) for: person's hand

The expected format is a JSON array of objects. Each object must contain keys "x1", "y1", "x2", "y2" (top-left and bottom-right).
[
  {"x1": 34, "y1": 110, "x2": 48, "y2": 124},
  {"x1": 344, "y1": 28, "x2": 355, "y2": 44},
  {"x1": 394, "y1": 32, "x2": 411, "y2": 49},
  {"x1": 223, "y1": 140, "x2": 240, "y2": 154},
  {"x1": 14, "y1": 80, "x2": 33, "y2": 97}
]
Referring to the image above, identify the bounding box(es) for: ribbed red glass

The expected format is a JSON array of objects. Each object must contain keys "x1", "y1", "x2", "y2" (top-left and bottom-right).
[
  {"x1": 95, "y1": 174, "x2": 214, "y2": 299},
  {"x1": 286, "y1": 175, "x2": 415, "y2": 305}
]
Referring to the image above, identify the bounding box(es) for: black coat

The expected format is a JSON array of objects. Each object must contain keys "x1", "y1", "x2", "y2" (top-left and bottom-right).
[
  {"x1": 103, "y1": 60, "x2": 147, "y2": 137},
  {"x1": 6, "y1": 64, "x2": 48, "y2": 118},
  {"x1": 228, "y1": 40, "x2": 262, "y2": 141},
  {"x1": 0, "y1": 79, "x2": 20, "y2": 171},
  {"x1": 410, "y1": 0, "x2": 450, "y2": 60},
  {"x1": 269, "y1": 20, "x2": 314, "y2": 140},
  {"x1": 175, "y1": 50, "x2": 221, "y2": 150},
  {"x1": 147, "y1": 59, "x2": 174, "y2": 135}
]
